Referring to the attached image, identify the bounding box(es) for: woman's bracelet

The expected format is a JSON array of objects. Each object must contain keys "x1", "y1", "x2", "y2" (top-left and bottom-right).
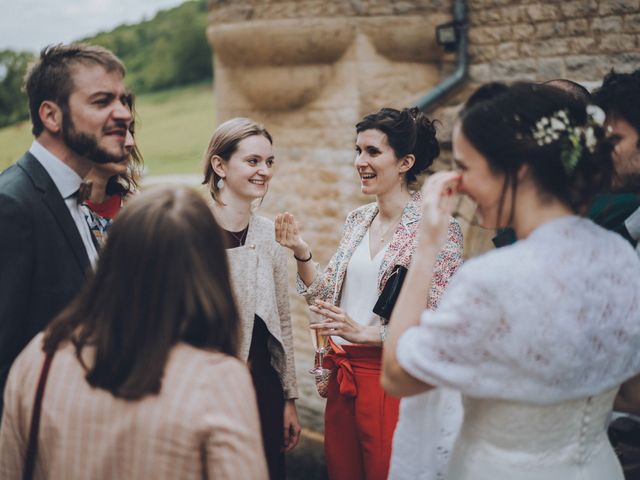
[
  {"x1": 294, "y1": 251, "x2": 313, "y2": 262},
  {"x1": 379, "y1": 323, "x2": 388, "y2": 343}
]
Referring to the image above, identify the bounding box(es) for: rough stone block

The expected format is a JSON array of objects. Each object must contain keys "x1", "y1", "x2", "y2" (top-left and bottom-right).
[
  {"x1": 623, "y1": 13, "x2": 640, "y2": 32},
  {"x1": 359, "y1": 14, "x2": 450, "y2": 62},
  {"x1": 599, "y1": 0, "x2": 640, "y2": 16},
  {"x1": 527, "y1": 4, "x2": 560, "y2": 22},
  {"x1": 512, "y1": 23, "x2": 536, "y2": 40},
  {"x1": 469, "y1": 25, "x2": 513, "y2": 45},
  {"x1": 538, "y1": 57, "x2": 566, "y2": 80},
  {"x1": 433, "y1": 104, "x2": 462, "y2": 143},
  {"x1": 533, "y1": 38, "x2": 571, "y2": 57},
  {"x1": 611, "y1": 51, "x2": 640, "y2": 70},
  {"x1": 519, "y1": 42, "x2": 536, "y2": 59},
  {"x1": 393, "y1": 1, "x2": 423, "y2": 14},
  {"x1": 496, "y1": 42, "x2": 520, "y2": 60},
  {"x1": 599, "y1": 33, "x2": 637, "y2": 52},
  {"x1": 500, "y1": 5, "x2": 529, "y2": 24},
  {"x1": 569, "y1": 36, "x2": 598, "y2": 54},
  {"x1": 566, "y1": 18, "x2": 589, "y2": 35},
  {"x1": 560, "y1": 0, "x2": 598, "y2": 18},
  {"x1": 208, "y1": 3, "x2": 255, "y2": 24},
  {"x1": 493, "y1": 59, "x2": 538, "y2": 79},
  {"x1": 535, "y1": 21, "x2": 567, "y2": 38},
  {"x1": 469, "y1": 8, "x2": 503, "y2": 26},
  {"x1": 468, "y1": 44, "x2": 498, "y2": 63},
  {"x1": 469, "y1": 63, "x2": 493, "y2": 83},
  {"x1": 591, "y1": 16, "x2": 624, "y2": 34},
  {"x1": 469, "y1": 3, "x2": 527, "y2": 25},
  {"x1": 565, "y1": 54, "x2": 612, "y2": 78},
  {"x1": 476, "y1": 0, "x2": 519, "y2": 7}
]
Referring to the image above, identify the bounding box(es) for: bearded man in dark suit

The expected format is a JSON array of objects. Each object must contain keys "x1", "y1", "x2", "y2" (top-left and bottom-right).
[{"x1": 0, "y1": 44, "x2": 132, "y2": 413}]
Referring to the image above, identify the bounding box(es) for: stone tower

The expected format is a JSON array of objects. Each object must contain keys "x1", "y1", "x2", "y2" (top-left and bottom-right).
[{"x1": 207, "y1": 0, "x2": 460, "y2": 431}]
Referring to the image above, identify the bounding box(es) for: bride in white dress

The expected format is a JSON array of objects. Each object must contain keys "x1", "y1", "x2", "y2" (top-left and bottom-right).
[{"x1": 382, "y1": 83, "x2": 640, "y2": 480}]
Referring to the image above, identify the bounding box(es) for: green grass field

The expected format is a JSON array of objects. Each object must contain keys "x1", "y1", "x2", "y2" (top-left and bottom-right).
[{"x1": 0, "y1": 82, "x2": 216, "y2": 176}]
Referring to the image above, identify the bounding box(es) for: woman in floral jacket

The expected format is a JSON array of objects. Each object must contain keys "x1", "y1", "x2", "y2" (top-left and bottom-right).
[{"x1": 276, "y1": 107, "x2": 463, "y2": 480}]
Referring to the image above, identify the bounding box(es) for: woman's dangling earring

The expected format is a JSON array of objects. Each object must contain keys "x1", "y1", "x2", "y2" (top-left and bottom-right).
[{"x1": 216, "y1": 177, "x2": 225, "y2": 189}]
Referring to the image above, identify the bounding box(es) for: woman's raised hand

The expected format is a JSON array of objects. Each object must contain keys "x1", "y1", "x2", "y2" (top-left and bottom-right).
[
  {"x1": 275, "y1": 212, "x2": 310, "y2": 258},
  {"x1": 418, "y1": 171, "x2": 461, "y2": 247}
]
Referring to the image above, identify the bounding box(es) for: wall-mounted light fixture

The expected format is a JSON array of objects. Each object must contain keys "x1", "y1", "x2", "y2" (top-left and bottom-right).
[{"x1": 436, "y1": 21, "x2": 462, "y2": 53}]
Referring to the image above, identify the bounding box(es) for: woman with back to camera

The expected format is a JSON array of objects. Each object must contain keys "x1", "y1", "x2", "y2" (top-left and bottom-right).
[
  {"x1": 202, "y1": 117, "x2": 300, "y2": 480},
  {"x1": 0, "y1": 186, "x2": 268, "y2": 480},
  {"x1": 382, "y1": 83, "x2": 640, "y2": 479},
  {"x1": 275, "y1": 107, "x2": 463, "y2": 480}
]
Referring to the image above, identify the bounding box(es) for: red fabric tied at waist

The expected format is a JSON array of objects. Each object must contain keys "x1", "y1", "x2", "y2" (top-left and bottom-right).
[{"x1": 323, "y1": 341, "x2": 382, "y2": 398}]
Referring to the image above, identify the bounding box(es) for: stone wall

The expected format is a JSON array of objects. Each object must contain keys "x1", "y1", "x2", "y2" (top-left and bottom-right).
[
  {"x1": 468, "y1": 0, "x2": 639, "y2": 85},
  {"x1": 206, "y1": 0, "x2": 640, "y2": 436},
  {"x1": 434, "y1": 0, "x2": 640, "y2": 254}
]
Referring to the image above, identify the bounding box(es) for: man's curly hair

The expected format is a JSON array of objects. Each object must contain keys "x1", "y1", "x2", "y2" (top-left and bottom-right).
[{"x1": 592, "y1": 69, "x2": 640, "y2": 143}]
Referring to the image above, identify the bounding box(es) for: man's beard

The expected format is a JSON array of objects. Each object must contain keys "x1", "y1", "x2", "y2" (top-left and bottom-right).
[
  {"x1": 612, "y1": 150, "x2": 640, "y2": 193},
  {"x1": 62, "y1": 111, "x2": 127, "y2": 165},
  {"x1": 611, "y1": 171, "x2": 640, "y2": 193}
]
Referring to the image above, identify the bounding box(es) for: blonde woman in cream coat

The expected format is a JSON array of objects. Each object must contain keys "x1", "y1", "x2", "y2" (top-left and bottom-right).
[{"x1": 202, "y1": 117, "x2": 300, "y2": 480}]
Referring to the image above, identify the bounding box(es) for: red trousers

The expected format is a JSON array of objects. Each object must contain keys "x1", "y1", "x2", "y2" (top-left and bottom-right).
[{"x1": 323, "y1": 344, "x2": 400, "y2": 480}]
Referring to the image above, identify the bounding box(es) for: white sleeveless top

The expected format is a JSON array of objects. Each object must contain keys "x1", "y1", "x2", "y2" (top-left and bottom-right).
[{"x1": 335, "y1": 229, "x2": 386, "y2": 345}]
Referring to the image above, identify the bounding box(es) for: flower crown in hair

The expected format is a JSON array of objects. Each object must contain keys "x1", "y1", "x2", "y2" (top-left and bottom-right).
[{"x1": 530, "y1": 105, "x2": 605, "y2": 175}]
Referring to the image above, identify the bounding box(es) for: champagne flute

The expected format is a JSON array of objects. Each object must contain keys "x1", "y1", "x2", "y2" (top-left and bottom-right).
[{"x1": 309, "y1": 313, "x2": 331, "y2": 377}]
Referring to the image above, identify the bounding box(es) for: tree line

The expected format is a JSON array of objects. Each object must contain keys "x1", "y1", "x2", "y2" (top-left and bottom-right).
[{"x1": 0, "y1": 0, "x2": 212, "y2": 128}]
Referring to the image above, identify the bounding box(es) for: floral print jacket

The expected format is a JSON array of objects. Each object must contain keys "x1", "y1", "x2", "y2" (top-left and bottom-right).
[{"x1": 297, "y1": 191, "x2": 464, "y2": 312}]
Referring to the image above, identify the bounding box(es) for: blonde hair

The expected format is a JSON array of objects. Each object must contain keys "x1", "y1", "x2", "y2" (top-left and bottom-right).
[{"x1": 202, "y1": 117, "x2": 273, "y2": 204}]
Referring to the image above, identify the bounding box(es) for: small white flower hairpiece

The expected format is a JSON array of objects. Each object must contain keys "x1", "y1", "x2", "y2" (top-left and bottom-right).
[
  {"x1": 586, "y1": 105, "x2": 606, "y2": 126},
  {"x1": 531, "y1": 109, "x2": 569, "y2": 146},
  {"x1": 530, "y1": 108, "x2": 601, "y2": 175}
]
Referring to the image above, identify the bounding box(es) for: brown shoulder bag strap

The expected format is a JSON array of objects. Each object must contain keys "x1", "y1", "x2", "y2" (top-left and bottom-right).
[{"x1": 22, "y1": 351, "x2": 54, "y2": 480}]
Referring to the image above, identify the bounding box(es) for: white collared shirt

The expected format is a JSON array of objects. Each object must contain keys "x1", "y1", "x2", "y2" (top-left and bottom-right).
[
  {"x1": 29, "y1": 141, "x2": 98, "y2": 268},
  {"x1": 625, "y1": 206, "x2": 640, "y2": 257}
]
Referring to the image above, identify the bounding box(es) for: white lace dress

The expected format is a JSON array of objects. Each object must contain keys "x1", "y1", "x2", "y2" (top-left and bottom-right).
[{"x1": 396, "y1": 216, "x2": 640, "y2": 479}]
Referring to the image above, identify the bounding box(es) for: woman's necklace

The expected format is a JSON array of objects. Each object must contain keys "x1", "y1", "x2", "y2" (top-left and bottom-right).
[
  {"x1": 228, "y1": 226, "x2": 248, "y2": 246},
  {"x1": 373, "y1": 210, "x2": 404, "y2": 244}
]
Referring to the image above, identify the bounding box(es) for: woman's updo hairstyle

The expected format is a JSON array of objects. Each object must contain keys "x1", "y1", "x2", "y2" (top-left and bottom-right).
[
  {"x1": 460, "y1": 82, "x2": 613, "y2": 215},
  {"x1": 356, "y1": 107, "x2": 440, "y2": 186}
]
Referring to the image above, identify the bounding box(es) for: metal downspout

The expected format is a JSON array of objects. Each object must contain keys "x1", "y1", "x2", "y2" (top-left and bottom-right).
[{"x1": 415, "y1": 0, "x2": 468, "y2": 111}]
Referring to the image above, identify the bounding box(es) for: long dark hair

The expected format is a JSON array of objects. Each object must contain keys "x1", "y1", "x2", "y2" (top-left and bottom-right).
[
  {"x1": 460, "y1": 82, "x2": 613, "y2": 225},
  {"x1": 356, "y1": 107, "x2": 440, "y2": 186},
  {"x1": 43, "y1": 186, "x2": 240, "y2": 399},
  {"x1": 106, "y1": 92, "x2": 143, "y2": 197}
]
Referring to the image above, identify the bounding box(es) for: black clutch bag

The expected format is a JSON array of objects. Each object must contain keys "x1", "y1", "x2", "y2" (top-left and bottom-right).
[{"x1": 373, "y1": 265, "x2": 408, "y2": 324}]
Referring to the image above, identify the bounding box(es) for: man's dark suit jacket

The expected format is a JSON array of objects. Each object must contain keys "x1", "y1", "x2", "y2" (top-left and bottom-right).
[{"x1": 0, "y1": 151, "x2": 90, "y2": 413}]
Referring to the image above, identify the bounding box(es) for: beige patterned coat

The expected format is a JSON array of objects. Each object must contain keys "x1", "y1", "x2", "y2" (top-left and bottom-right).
[
  {"x1": 226, "y1": 214, "x2": 298, "y2": 399},
  {"x1": 0, "y1": 334, "x2": 268, "y2": 480}
]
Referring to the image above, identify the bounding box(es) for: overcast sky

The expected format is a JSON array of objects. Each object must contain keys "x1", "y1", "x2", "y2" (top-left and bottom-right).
[{"x1": 0, "y1": 0, "x2": 186, "y2": 52}]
